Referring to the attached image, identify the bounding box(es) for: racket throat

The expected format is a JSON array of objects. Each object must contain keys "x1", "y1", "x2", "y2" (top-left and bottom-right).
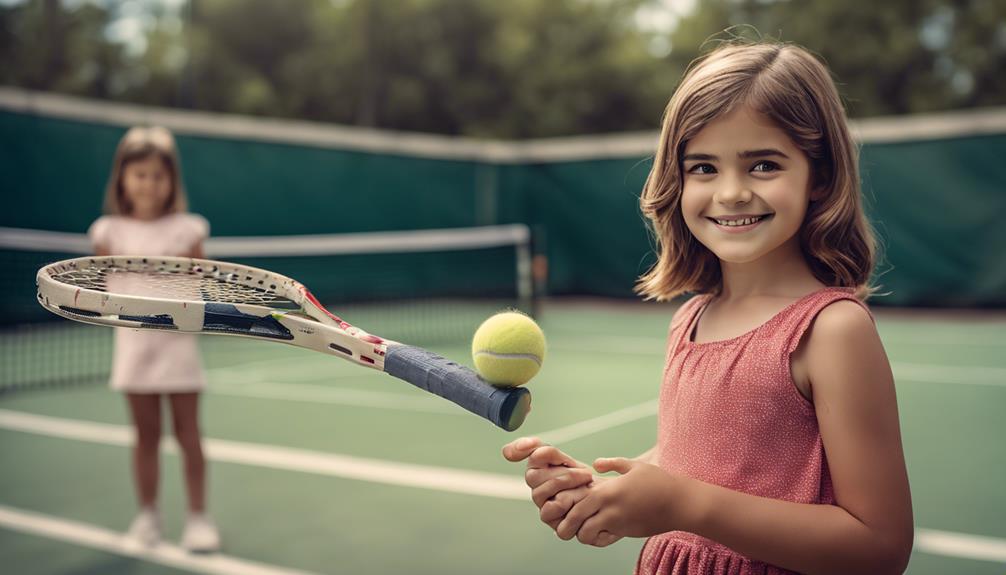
[{"x1": 202, "y1": 303, "x2": 293, "y2": 340}]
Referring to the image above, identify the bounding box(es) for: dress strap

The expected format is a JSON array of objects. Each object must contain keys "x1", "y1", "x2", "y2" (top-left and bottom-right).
[
  {"x1": 665, "y1": 294, "x2": 710, "y2": 360},
  {"x1": 780, "y1": 288, "x2": 872, "y2": 356}
]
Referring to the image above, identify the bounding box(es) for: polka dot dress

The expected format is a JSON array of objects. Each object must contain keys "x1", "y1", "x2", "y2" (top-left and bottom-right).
[{"x1": 636, "y1": 288, "x2": 868, "y2": 575}]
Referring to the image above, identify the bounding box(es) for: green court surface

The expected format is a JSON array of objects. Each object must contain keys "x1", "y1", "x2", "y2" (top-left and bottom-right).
[{"x1": 1, "y1": 301, "x2": 1004, "y2": 574}]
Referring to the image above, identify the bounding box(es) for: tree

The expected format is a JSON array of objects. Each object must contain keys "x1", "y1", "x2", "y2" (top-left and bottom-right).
[
  {"x1": 1, "y1": 0, "x2": 1003, "y2": 136},
  {"x1": 663, "y1": 0, "x2": 1006, "y2": 117}
]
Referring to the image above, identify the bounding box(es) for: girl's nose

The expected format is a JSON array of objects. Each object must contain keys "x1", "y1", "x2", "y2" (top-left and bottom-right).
[{"x1": 714, "y1": 177, "x2": 752, "y2": 206}]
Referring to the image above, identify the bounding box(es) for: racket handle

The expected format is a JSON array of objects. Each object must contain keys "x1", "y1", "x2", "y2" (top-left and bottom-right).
[{"x1": 383, "y1": 345, "x2": 531, "y2": 431}]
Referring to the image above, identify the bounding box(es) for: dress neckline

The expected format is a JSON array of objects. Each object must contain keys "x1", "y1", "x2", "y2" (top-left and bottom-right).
[{"x1": 685, "y1": 287, "x2": 853, "y2": 347}]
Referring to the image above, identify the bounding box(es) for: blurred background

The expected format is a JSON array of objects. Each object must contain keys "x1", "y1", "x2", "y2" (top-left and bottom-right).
[
  {"x1": 4, "y1": 0, "x2": 1006, "y2": 134},
  {"x1": 1, "y1": 1, "x2": 1005, "y2": 574}
]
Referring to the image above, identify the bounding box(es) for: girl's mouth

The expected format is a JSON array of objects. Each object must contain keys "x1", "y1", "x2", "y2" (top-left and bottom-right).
[{"x1": 707, "y1": 214, "x2": 773, "y2": 232}]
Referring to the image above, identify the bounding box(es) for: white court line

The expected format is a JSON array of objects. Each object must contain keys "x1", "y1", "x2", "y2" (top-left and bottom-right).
[
  {"x1": 548, "y1": 338, "x2": 665, "y2": 356},
  {"x1": 549, "y1": 333, "x2": 1006, "y2": 356},
  {"x1": 208, "y1": 381, "x2": 459, "y2": 414},
  {"x1": 553, "y1": 339, "x2": 1006, "y2": 388},
  {"x1": 892, "y1": 363, "x2": 1006, "y2": 388},
  {"x1": 536, "y1": 401, "x2": 659, "y2": 445},
  {"x1": 204, "y1": 354, "x2": 463, "y2": 413},
  {"x1": 916, "y1": 529, "x2": 1006, "y2": 563},
  {"x1": 0, "y1": 409, "x2": 527, "y2": 501},
  {"x1": 2, "y1": 412, "x2": 1004, "y2": 567},
  {"x1": 528, "y1": 362, "x2": 1006, "y2": 446},
  {"x1": 880, "y1": 333, "x2": 1006, "y2": 347},
  {"x1": 205, "y1": 357, "x2": 383, "y2": 381},
  {"x1": 1, "y1": 504, "x2": 1004, "y2": 571},
  {"x1": 0, "y1": 504, "x2": 318, "y2": 575}
]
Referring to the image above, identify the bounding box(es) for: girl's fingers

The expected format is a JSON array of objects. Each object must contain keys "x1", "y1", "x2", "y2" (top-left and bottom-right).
[
  {"x1": 502, "y1": 437, "x2": 544, "y2": 462},
  {"x1": 556, "y1": 495, "x2": 602, "y2": 541},
  {"x1": 576, "y1": 514, "x2": 601, "y2": 546},
  {"x1": 525, "y1": 464, "x2": 590, "y2": 488},
  {"x1": 531, "y1": 469, "x2": 594, "y2": 508},
  {"x1": 596, "y1": 532, "x2": 622, "y2": 547},
  {"x1": 528, "y1": 445, "x2": 583, "y2": 469},
  {"x1": 540, "y1": 485, "x2": 589, "y2": 523},
  {"x1": 577, "y1": 514, "x2": 616, "y2": 547}
]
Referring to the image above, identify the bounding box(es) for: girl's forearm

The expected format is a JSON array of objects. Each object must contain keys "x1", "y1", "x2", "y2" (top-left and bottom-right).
[{"x1": 675, "y1": 476, "x2": 911, "y2": 575}]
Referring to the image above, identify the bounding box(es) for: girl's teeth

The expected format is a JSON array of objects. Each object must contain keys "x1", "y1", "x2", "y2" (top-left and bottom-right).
[{"x1": 715, "y1": 216, "x2": 764, "y2": 227}]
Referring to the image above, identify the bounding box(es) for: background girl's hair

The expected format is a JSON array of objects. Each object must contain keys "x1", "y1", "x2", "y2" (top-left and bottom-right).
[
  {"x1": 636, "y1": 39, "x2": 878, "y2": 301},
  {"x1": 103, "y1": 125, "x2": 188, "y2": 216}
]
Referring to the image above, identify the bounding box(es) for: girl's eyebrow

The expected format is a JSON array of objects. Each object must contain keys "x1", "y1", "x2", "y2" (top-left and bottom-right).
[
  {"x1": 739, "y1": 148, "x2": 790, "y2": 159},
  {"x1": 682, "y1": 149, "x2": 790, "y2": 162}
]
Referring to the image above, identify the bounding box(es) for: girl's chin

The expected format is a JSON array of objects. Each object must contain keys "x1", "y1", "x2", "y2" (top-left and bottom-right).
[{"x1": 705, "y1": 244, "x2": 773, "y2": 264}]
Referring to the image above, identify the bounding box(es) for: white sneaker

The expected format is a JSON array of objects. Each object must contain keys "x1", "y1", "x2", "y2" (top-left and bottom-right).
[
  {"x1": 125, "y1": 508, "x2": 161, "y2": 547},
  {"x1": 181, "y1": 513, "x2": 221, "y2": 553}
]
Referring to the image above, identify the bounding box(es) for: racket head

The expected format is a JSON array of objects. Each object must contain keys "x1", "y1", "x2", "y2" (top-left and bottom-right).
[{"x1": 36, "y1": 255, "x2": 307, "y2": 331}]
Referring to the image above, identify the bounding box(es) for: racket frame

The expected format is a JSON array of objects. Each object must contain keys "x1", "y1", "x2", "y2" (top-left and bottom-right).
[
  {"x1": 36, "y1": 255, "x2": 531, "y2": 431},
  {"x1": 36, "y1": 256, "x2": 390, "y2": 369}
]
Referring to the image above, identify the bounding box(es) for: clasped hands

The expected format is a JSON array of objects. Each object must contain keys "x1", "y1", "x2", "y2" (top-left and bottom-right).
[{"x1": 502, "y1": 437, "x2": 682, "y2": 547}]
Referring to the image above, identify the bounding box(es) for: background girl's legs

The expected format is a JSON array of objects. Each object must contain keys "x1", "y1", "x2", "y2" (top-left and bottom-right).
[
  {"x1": 125, "y1": 393, "x2": 162, "y2": 545},
  {"x1": 126, "y1": 393, "x2": 162, "y2": 508},
  {"x1": 169, "y1": 392, "x2": 220, "y2": 552},
  {"x1": 168, "y1": 392, "x2": 206, "y2": 512}
]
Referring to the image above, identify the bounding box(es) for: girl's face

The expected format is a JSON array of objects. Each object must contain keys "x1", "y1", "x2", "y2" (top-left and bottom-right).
[
  {"x1": 680, "y1": 106, "x2": 815, "y2": 266},
  {"x1": 121, "y1": 154, "x2": 173, "y2": 220}
]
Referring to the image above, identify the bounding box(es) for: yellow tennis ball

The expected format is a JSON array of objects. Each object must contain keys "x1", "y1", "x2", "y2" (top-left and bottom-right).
[{"x1": 471, "y1": 311, "x2": 545, "y2": 387}]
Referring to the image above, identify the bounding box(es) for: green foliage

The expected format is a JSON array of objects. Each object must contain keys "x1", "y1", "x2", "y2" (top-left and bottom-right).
[
  {"x1": 0, "y1": 0, "x2": 126, "y2": 96},
  {"x1": 1, "y1": 0, "x2": 1003, "y2": 136},
  {"x1": 665, "y1": 0, "x2": 1006, "y2": 117}
]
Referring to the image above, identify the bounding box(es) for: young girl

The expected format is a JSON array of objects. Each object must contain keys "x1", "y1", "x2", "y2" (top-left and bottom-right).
[
  {"x1": 503, "y1": 41, "x2": 914, "y2": 574},
  {"x1": 89, "y1": 126, "x2": 221, "y2": 553}
]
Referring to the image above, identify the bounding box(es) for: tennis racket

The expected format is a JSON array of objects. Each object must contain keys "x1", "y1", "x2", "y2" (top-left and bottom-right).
[{"x1": 36, "y1": 256, "x2": 531, "y2": 431}]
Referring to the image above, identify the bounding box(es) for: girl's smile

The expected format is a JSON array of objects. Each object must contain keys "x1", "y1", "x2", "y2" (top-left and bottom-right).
[{"x1": 706, "y1": 213, "x2": 774, "y2": 233}]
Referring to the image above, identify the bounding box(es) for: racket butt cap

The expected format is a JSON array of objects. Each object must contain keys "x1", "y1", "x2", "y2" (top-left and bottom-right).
[{"x1": 499, "y1": 387, "x2": 532, "y2": 432}]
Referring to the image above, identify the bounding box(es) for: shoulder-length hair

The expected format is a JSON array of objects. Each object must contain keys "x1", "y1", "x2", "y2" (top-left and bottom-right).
[
  {"x1": 103, "y1": 125, "x2": 188, "y2": 216},
  {"x1": 636, "y1": 41, "x2": 877, "y2": 301}
]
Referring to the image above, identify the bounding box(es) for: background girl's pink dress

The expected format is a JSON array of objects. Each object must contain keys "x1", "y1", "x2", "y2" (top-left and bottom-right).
[
  {"x1": 88, "y1": 213, "x2": 209, "y2": 393},
  {"x1": 637, "y1": 288, "x2": 868, "y2": 575}
]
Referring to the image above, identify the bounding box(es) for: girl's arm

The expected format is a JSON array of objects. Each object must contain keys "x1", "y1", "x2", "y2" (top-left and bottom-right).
[{"x1": 562, "y1": 301, "x2": 914, "y2": 575}]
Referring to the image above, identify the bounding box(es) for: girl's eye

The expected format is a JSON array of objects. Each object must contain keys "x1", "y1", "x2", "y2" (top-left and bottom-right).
[
  {"x1": 687, "y1": 163, "x2": 716, "y2": 175},
  {"x1": 752, "y1": 161, "x2": 780, "y2": 173}
]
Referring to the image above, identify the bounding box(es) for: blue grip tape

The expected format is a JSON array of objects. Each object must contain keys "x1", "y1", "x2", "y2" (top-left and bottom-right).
[{"x1": 383, "y1": 345, "x2": 530, "y2": 431}]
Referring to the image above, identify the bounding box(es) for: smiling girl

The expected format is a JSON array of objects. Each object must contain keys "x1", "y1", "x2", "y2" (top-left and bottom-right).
[{"x1": 503, "y1": 41, "x2": 914, "y2": 575}]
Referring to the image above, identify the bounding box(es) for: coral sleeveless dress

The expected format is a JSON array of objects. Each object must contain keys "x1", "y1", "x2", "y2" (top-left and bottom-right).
[{"x1": 636, "y1": 288, "x2": 868, "y2": 575}]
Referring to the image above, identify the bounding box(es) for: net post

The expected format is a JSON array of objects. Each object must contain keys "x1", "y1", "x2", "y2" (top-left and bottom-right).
[{"x1": 514, "y1": 224, "x2": 534, "y2": 317}]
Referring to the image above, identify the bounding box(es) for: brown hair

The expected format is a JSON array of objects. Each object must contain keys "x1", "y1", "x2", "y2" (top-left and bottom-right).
[
  {"x1": 103, "y1": 126, "x2": 188, "y2": 216},
  {"x1": 636, "y1": 40, "x2": 876, "y2": 301}
]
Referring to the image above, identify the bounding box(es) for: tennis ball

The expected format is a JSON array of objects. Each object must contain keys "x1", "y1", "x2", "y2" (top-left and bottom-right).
[{"x1": 471, "y1": 311, "x2": 545, "y2": 387}]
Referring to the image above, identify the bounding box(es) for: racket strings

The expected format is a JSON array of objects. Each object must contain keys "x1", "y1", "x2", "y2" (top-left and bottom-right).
[{"x1": 50, "y1": 261, "x2": 299, "y2": 308}]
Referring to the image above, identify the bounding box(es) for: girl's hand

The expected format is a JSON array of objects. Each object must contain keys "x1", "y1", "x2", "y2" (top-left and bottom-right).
[
  {"x1": 502, "y1": 437, "x2": 579, "y2": 466},
  {"x1": 539, "y1": 484, "x2": 592, "y2": 529},
  {"x1": 503, "y1": 438, "x2": 593, "y2": 497},
  {"x1": 540, "y1": 480, "x2": 623, "y2": 547},
  {"x1": 502, "y1": 437, "x2": 596, "y2": 528},
  {"x1": 557, "y1": 457, "x2": 687, "y2": 547}
]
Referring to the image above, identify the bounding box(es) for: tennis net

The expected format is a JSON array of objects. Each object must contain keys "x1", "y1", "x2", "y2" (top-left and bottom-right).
[{"x1": 0, "y1": 224, "x2": 537, "y2": 394}]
